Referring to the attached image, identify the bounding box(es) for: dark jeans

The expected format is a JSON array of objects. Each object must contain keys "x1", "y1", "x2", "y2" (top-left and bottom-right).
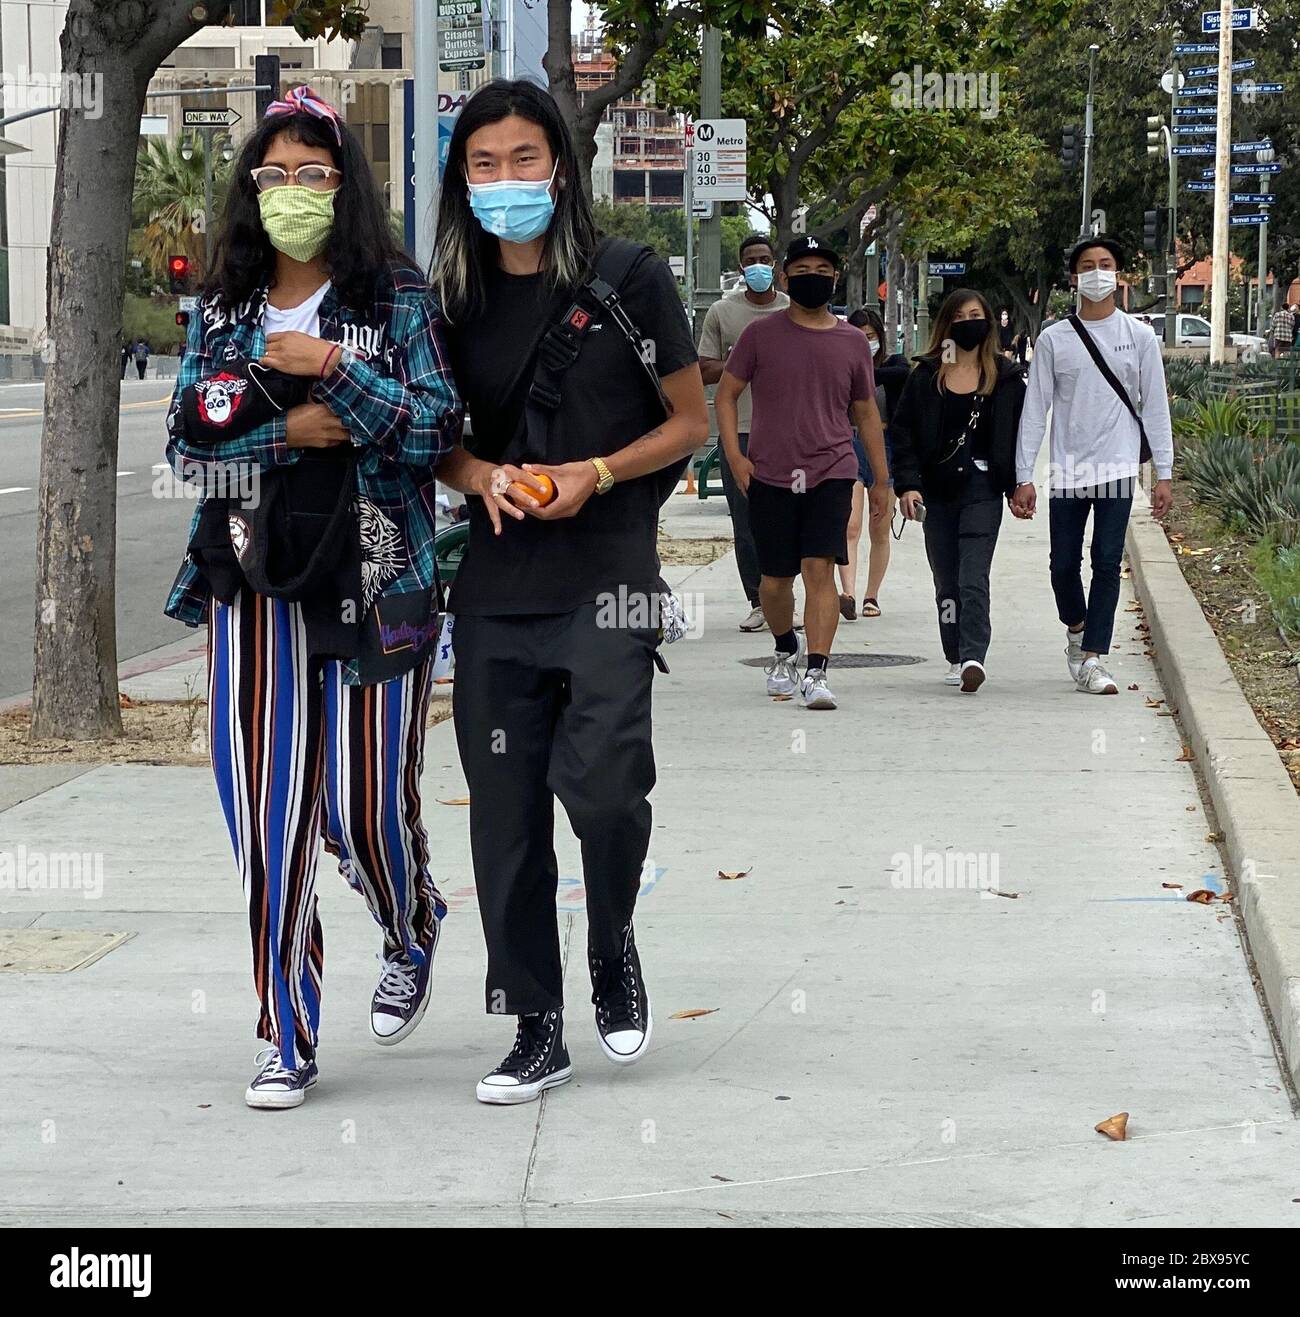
[
  {"x1": 451, "y1": 604, "x2": 657, "y2": 1016},
  {"x1": 135, "y1": 360, "x2": 147, "y2": 379},
  {"x1": 921, "y1": 468, "x2": 1004, "y2": 665},
  {"x1": 1048, "y1": 482, "x2": 1134, "y2": 655},
  {"x1": 718, "y1": 432, "x2": 761, "y2": 607}
]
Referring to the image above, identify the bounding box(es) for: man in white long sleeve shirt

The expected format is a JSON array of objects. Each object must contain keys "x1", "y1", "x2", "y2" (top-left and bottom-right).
[{"x1": 1012, "y1": 237, "x2": 1174, "y2": 694}]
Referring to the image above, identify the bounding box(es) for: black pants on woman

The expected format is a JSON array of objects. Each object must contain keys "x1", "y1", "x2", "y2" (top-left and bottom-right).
[
  {"x1": 452, "y1": 603, "x2": 658, "y2": 1016},
  {"x1": 921, "y1": 466, "x2": 1004, "y2": 665}
]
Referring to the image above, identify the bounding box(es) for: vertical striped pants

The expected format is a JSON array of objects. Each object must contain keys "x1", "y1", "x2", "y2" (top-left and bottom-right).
[{"x1": 208, "y1": 591, "x2": 442, "y2": 1069}]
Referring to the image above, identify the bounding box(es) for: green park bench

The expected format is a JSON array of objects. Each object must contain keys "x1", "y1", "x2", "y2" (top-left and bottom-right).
[
  {"x1": 434, "y1": 520, "x2": 469, "y2": 588},
  {"x1": 694, "y1": 444, "x2": 726, "y2": 499}
]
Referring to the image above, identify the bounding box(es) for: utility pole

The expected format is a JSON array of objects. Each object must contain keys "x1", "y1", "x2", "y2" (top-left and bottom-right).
[
  {"x1": 695, "y1": 26, "x2": 722, "y2": 322},
  {"x1": 413, "y1": 0, "x2": 438, "y2": 270},
  {"x1": 1166, "y1": 54, "x2": 1180, "y2": 349},
  {"x1": 1209, "y1": 0, "x2": 1233, "y2": 365},
  {"x1": 201, "y1": 126, "x2": 214, "y2": 269},
  {"x1": 916, "y1": 251, "x2": 930, "y2": 350},
  {"x1": 1255, "y1": 147, "x2": 1275, "y2": 340},
  {"x1": 1079, "y1": 44, "x2": 1100, "y2": 239},
  {"x1": 684, "y1": 146, "x2": 695, "y2": 337}
]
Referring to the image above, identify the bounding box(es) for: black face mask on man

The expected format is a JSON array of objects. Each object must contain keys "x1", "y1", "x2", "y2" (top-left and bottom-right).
[
  {"x1": 785, "y1": 272, "x2": 836, "y2": 310},
  {"x1": 949, "y1": 318, "x2": 990, "y2": 352}
]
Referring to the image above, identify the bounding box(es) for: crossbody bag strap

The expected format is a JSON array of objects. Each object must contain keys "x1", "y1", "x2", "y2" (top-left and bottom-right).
[{"x1": 1067, "y1": 313, "x2": 1152, "y2": 463}]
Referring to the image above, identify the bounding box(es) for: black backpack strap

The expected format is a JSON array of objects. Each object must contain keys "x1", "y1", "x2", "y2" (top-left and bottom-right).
[
  {"x1": 525, "y1": 238, "x2": 669, "y2": 421},
  {"x1": 1067, "y1": 313, "x2": 1152, "y2": 464}
]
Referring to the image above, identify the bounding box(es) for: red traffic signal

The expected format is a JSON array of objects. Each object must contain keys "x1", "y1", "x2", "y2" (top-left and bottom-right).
[
  {"x1": 168, "y1": 254, "x2": 191, "y2": 293},
  {"x1": 175, "y1": 311, "x2": 190, "y2": 328}
]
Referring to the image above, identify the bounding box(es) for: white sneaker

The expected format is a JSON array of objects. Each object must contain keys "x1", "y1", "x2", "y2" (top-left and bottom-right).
[
  {"x1": 960, "y1": 660, "x2": 986, "y2": 694},
  {"x1": 1065, "y1": 629, "x2": 1086, "y2": 681},
  {"x1": 739, "y1": 605, "x2": 768, "y2": 632},
  {"x1": 1076, "y1": 657, "x2": 1119, "y2": 694},
  {"x1": 764, "y1": 632, "x2": 804, "y2": 696},
  {"x1": 943, "y1": 662, "x2": 961, "y2": 686},
  {"x1": 801, "y1": 667, "x2": 837, "y2": 709}
]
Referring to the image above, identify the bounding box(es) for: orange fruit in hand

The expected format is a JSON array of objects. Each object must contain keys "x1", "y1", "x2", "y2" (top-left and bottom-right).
[{"x1": 508, "y1": 472, "x2": 557, "y2": 507}]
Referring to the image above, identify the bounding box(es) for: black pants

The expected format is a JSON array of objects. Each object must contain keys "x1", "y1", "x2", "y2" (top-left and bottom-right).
[
  {"x1": 718, "y1": 432, "x2": 761, "y2": 606},
  {"x1": 921, "y1": 468, "x2": 1004, "y2": 665},
  {"x1": 452, "y1": 604, "x2": 658, "y2": 1015},
  {"x1": 1048, "y1": 481, "x2": 1134, "y2": 655},
  {"x1": 135, "y1": 360, "x2": 147, "y2": 379}
]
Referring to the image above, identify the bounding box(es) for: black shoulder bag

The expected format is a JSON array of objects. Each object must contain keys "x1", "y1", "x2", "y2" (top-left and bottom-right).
[
  {"x1": 1067, "y1": 313, "x2": 1153, "y2": 465},
  {"x1": 523, "y1": 237, "x2": 681, "y2": 503}
]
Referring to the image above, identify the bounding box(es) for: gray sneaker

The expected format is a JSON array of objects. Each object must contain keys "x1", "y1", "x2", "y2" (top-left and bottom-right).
[
  {"x1": 765, "y1": 632, "x2": 804, "y2": 696},
  {"x1": 801, "y1": 668, "x2": 837, "y2": 710},
  {"x1": 1076, "y1": 657, "x2": 1119, "y2": 694},
  {"x1": 739, "y1": 605, "x2": 768, "y2": 632},
  {"x1": 1065, "y1": 629, "x2": 1086, "y2": 681}
]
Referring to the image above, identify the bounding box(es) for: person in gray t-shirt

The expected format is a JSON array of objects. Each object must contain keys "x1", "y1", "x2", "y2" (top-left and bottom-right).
[{"x1": 698, "y1": 234, "x2": 789, "y2": 631}]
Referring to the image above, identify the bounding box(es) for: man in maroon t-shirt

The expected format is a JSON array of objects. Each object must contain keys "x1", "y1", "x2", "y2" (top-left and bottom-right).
[{"x1": 716, "y1": 236, "x2": 890, "y2": 710}]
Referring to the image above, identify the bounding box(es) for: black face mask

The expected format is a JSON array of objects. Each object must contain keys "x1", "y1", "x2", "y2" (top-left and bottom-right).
[
  {"x1": 949, "y1": 318, "x2": 990, "y2": 351},
  {"x1": 786, "y1": 272, "x2": 836, "y2": 310}
]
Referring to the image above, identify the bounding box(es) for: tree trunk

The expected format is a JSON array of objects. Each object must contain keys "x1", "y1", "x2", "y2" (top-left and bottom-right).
[
  {"x1": 543, "y1": 0, "x2": 595, "y2": 199},
  {"x1": 31, "y1": 0, "x2": 206, "y2": 739},
  {"x1": 769, "y1": 166, "x2": 803, "y2": 255}
]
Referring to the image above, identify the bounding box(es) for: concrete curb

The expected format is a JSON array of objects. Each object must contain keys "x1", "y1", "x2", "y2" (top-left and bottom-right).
[{"x1": 1127, "y1": 500, "x2": 1300, "y2": 1088}]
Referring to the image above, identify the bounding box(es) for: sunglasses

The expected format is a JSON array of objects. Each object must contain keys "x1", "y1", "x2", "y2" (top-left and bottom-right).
[{"x1": 249, "y1": 164, "x2": 342, "y2": 193}]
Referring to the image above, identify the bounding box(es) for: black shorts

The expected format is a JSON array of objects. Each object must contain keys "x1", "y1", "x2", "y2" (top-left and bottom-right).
[{"x1": 747, "y1": 477, "x2": 854, "y2": 578}]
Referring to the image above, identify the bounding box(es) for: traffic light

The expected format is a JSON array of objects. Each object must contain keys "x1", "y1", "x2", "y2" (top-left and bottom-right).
[
  {"x1": 1143, "y1": 209, "x2": 1162, "y2": 252},
  {"x1": 175, "y1": 310, "x2": 190, "y2": 328},
  {"x1": 1146, "y1": 115, "x2": 1165, "y2": 159},
  {"x1": 1061, "y1": 124, "x2": 1081, "y2": 170},
  {"x1": 168, "y1": 254, "x2": 191, "y2": 294}
]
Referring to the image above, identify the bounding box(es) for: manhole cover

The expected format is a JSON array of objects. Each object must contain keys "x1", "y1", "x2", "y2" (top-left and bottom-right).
[
  {"x1": 739, "y1": 653, "x2": 926, "y2": 669},
  {"x1": 0, "y1": 929, "x2": 133, "y2": 973}
]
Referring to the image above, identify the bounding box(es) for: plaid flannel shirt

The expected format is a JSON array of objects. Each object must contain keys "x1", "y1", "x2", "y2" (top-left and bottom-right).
[{"x1": 164, "y1": 265, "x2": 462, "y2": 684}]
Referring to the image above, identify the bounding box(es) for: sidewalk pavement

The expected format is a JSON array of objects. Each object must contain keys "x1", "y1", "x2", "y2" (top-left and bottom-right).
[{"x1": 1, "y1": 489, "x2": 1297, "y2": 1227}]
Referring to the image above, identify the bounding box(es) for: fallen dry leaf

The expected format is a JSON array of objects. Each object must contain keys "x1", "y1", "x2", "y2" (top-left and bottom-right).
[
  {"x1": 1144, "y1": 696, "x2": 1163, "y2": 708},
  {"x1": 710, "y1": 1174, "x2": 733, "y2": 1182},
  {"x1": 1128, "y1": 683, "x2": 1140, "y2": 691},
  {"x1": 1205, "y1": 831, "x2": 1223, "y2": 843},
  {"x1": 670, "y1": 1008, "x2": 719, "y2": 1020},
  {"x1": 1220, "y1": 891, "x2": 1235, "y2": 903},
  {"x1": 1176, "y1": 746, "x2": 1196, "y2": 762},
  {"x1": 1186, "y1": 889, "x2": 1215, "y2": 904},
  {"x1": 1185, "y1": 805, "x2": 1196, "y2": 812},
  {"x1": 991, "y1": 889, "x2": 1020, "y2": 899},
  {"x1": 437, "y1": 797, "x2": 470, "y2": 806},
  {"x1": 1158, "y1": 709, "x2": 1177, "y2": 717},
  {"x1": 1162, "y1": 882, "x2": 1183, "y2": 889},
  {"x1": 1095, "y1": 1111, "x2": 1129, "y2": 1141},
  {"x1": 770, "y1": 694, "x2": 793, "y2": 702},
  {"x1": 717, "y1": 868, "x2": 751, "y2": 881},
  {"x1": 118, "y1": 693, "x2": 136, "y2": 708}
]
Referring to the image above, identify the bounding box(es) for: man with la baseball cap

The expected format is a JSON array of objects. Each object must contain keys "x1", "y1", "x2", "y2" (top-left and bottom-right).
[{"x1": 715, "y1": 235, "x2": 890, "y2": 710}]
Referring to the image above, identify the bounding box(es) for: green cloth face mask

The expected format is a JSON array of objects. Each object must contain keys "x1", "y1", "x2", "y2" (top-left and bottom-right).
[{"x1": 257, "y1": 186, "x2": 336, "y2": 263}]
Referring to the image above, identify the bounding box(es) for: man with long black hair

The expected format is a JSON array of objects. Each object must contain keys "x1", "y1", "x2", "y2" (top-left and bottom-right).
[{"x1": 432, "y1": 80, "x2": 709, "y2": 1104}]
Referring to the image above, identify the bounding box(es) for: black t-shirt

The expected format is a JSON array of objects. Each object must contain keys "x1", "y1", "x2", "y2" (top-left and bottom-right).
[
  {"x1": 444, "y1": 247, "x2": 697, "y2": 616},
  {"x1": 940, "y1": 388, "x2": 990, "y2": 468}
]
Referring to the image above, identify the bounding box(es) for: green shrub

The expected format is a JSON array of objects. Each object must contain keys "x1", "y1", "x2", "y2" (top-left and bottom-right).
[
  {"x1": 1180, "y1": 432, "x2": 1300, "y2": 542},
  {"x1": 1250, "y1": 536, "x2": 1300, "y2": 639}
]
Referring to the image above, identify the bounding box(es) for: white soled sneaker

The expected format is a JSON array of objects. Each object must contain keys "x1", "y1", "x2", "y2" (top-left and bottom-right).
[
  {"x1": 244, "y1": 1047, "x2": 318, "y2": 1110},
  {"x1": 943, "y1": 662, "x2": 962, "y2": 686},
  {"x1": 960, "y1": 660, "x2": 986, "y2": 694},
  {"x1": 739, "y1": 605, "x2": 768, "y2": 632},
  {"x1": 801, "y1": 667, "x2": 837, "y2": 710},
  {"x1": 1065, "y1": 628, "x2": 1086, "y2": 681},
  {"x1": 1076, "y1": 657, "x2": 1119, "y2": 694},
  {"x1": 764, "y1": 631, "x2": 804, "y2": 696}
]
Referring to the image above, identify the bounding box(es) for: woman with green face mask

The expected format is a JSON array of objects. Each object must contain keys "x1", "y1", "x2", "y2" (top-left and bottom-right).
[{"x1": 163, "y1": 87, "x2": 463, "y2": 1110}]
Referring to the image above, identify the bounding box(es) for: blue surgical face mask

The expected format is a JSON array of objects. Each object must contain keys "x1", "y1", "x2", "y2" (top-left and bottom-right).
[
  {"x1": 742, "y1": 262, "x2": 775, "y2": 293},
  {"x1": 466, "y1": 163, "x2": 557, "y2": 243}
]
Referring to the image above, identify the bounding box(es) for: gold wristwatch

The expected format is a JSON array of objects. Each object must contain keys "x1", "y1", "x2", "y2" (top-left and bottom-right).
[{"x1": 590, "y1": 456, "x2": 615, "y2": 494}]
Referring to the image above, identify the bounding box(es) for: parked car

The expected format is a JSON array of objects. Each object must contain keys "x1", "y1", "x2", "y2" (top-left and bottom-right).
[{"x1": 1136, "y1": 312, "x2": 1268, "y2": 353}]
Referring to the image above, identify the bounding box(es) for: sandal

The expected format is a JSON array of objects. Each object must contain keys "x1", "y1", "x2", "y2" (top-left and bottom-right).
[
  {"x1": 838, "y1": 593, "x2": 857, "y2": 621},
  {"x1": 861, "y1": 597, "x2": 882, "y2": 618}
]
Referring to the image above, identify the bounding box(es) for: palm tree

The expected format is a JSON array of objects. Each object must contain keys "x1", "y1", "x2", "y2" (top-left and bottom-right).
[{"x1": 132, "y1": 136, "x2": 232, "y2": 285}]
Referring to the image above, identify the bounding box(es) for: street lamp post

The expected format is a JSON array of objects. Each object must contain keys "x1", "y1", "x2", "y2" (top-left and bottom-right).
[
  {"x1": 1255, "y1": 146, "x2": 1275, "y2": 341},
  {"x1": 1079, "y1": 44, "x2": 1100, "y2": 240}
]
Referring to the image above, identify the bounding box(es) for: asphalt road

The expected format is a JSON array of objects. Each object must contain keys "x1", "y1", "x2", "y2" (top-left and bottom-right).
[{"x1": 0, "y1": 376, "x2": 195, "y2": 700}]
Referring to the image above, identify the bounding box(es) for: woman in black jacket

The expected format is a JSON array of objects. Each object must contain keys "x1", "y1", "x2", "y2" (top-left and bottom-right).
[{"x1": 891, "y1": 289, "x2": 1027, "y2": 694}]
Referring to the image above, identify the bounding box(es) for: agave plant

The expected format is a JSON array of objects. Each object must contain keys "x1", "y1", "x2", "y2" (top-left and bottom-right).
[{"x1": 1176, "y1": 397, "x2": 1254, "y2": 445}]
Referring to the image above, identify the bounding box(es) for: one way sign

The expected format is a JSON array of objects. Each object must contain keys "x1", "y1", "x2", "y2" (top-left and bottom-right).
[{"x1": 182, "y1": 107, "x2": 242, "y2": 129}]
